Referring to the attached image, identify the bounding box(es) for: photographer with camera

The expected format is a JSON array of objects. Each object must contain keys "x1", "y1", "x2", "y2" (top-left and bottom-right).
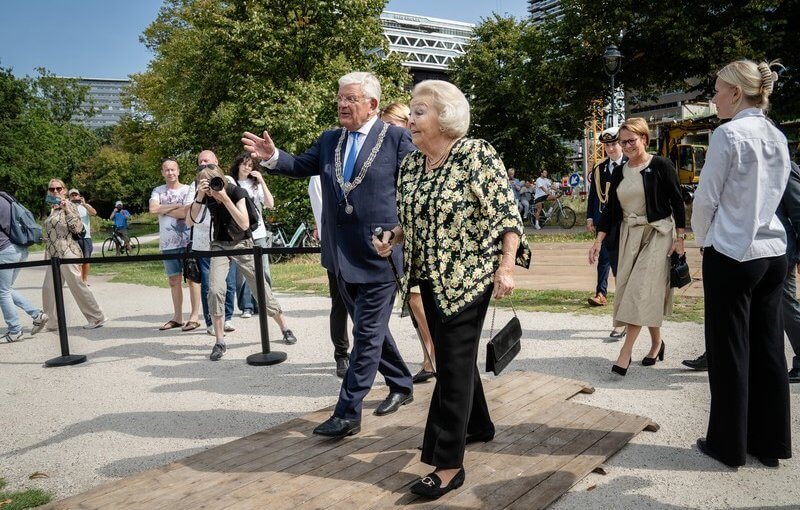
[
  {"x1": 108, "y1": 200, "x2": 131, "y2": 252},
  {"x1": 68, "y1": 189, "x2": 96, "y2": 284},
  {"x1": 187, "y1": 164, "x2": 297, "y2": 361}
]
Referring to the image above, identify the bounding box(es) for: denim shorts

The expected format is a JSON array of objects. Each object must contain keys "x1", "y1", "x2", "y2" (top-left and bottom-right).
[
  {"x1": 77, "y1": 238, "x2": 93, "y2": 258},
  {"x1": 162, "y1": 248, "x2": 184, "y2": 277}
]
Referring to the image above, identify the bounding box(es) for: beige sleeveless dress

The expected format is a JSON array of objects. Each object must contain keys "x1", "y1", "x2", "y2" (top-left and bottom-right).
[{"x1": 613, "y1": 158, "x2": 674, "y2": 327}]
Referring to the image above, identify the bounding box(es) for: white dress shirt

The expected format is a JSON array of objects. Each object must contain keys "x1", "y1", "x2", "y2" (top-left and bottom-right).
[
  {"x1": 308, "y1": 175, "x2": 322, "y2": 230},
  {"x1": 691, "y1": 108, "x2": 791, "y2": 261}
]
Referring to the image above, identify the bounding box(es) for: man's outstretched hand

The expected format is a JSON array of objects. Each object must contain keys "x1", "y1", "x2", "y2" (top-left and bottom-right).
[{"x1": 242, "y1": 130, "x2": 276, "y2": 161}]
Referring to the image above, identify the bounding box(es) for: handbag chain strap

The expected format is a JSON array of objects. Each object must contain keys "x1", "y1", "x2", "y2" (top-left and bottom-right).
[{"x1": 489, "y1": 296, "x2": 517, "y2": 339}]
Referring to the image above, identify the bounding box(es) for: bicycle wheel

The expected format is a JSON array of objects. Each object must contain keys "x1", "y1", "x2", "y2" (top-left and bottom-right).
[
  {"x1": 269, "y1": 238, "x2": 285, "y2": 264},
  {"x1": 558, "y1": 206, "x2": 577, "y2": 229},
  {"x1": 101, "y1": 238, "x2": 116, "y2": 257},
  {"x1": 301, "y1": 232, "x2": 320, "y2": 248},
  {"x1": 125, "y1": 235, "x2": 140, "y2": 256}
]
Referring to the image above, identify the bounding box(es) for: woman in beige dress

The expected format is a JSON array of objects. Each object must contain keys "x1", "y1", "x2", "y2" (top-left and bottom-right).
[
  {"x1": 42, "y1": 179, "x2": 107, "y2": 330},
  {"x1": 588, "y1": 118, "x2": 685, "y2": 375}
]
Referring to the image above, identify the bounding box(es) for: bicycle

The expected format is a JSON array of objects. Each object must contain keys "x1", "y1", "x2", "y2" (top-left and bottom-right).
[
  {"x1": 266, "y1": 220, "x2": 319, "y2": 264},
  {"x1": 101, "y1": 227, "x2": 140, "y2": 257},
  {"x1": 526, "y1": 189, "x2": 577, "y2": 229}
]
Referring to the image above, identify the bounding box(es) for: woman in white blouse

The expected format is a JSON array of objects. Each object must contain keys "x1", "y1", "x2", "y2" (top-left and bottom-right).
[{"x1": 692, "y1": 59, "x2": 791, "y2": 468}]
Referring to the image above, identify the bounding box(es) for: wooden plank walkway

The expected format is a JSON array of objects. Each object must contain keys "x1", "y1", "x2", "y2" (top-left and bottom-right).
[{"x1": 45, "y1": 371, "x2": 658, "y2": 510}]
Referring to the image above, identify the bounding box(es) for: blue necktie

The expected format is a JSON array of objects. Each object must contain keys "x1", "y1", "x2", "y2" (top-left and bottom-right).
[{"x1": 342, "y1": 131, "x2": 361, "y2": 184}]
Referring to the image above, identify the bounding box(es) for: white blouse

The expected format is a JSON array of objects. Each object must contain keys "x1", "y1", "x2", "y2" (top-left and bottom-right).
[{"x1": 692, "y1": 108, "x2": 791, "y2": 261}]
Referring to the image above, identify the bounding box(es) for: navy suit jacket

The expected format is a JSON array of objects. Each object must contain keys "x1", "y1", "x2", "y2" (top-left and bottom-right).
[
  {"x1": 777, "y1": 161, "x2": 800, "y2": 265},
  {"x1": 271, "y1": 118, "x2": 415, "y2": 284}
]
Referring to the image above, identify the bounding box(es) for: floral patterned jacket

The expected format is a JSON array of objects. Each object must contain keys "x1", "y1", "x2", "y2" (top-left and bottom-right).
[
  {"x1": 44, "y1": 202, "x2": 84, "y2": 259},
  {"x1": 398, "y1": 138, "x2": 531, "y2": 319}
]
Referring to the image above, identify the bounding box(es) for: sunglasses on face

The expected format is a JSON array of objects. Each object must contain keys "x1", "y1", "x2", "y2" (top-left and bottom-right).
[
  {"x1": 196, "y1": 163, "x2": 218, "y2": 172},
  {"x1": 48, "y1": 186, "x2": 63, "y2": 192}
]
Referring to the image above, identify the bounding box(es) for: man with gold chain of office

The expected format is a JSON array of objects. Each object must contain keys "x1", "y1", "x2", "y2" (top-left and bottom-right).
[{"x1": 586, "y1": 127, "x2": 628, "y2": 339}]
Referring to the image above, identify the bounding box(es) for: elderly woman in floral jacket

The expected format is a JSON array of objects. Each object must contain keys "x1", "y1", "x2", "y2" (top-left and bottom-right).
[
  {"x1": 374, "y1": 80, "x2": 530, "y2": 499},
  {"x1": 42, "y1": 178, "x2": 106, "y2": 330}
]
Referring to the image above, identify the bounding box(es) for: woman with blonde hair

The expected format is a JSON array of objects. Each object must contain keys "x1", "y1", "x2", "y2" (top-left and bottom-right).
[
  {"x1": 42, "y1": 179, "x2": 107, "y2": 330},
  {"x1": 374, "y1": 80, "x2": 530, "y2": 498},
  {"x1": 588, "y1": 117, "x2": 685, "y2": 376},
  {"x1": 692, "y1": 59, "x2": 791, "y2": 468},
  {"x1": 379, "y1": 102, "x2": 410, "y2": 128}
]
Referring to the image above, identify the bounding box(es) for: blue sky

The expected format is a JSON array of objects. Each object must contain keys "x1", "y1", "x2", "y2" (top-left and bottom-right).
[{"x1": 0, "y1": 0, "x2": 530, "y2": 79}]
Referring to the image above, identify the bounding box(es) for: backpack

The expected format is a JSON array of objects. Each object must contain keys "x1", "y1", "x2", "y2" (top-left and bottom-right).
[{"x1": 0, "y1": 192, "x2": 43, "y2": 246}]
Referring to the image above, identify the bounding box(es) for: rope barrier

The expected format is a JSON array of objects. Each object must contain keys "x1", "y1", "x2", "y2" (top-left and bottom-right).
[{"x1": 0, "y1": 244, "x2": 321, "y2": 367}]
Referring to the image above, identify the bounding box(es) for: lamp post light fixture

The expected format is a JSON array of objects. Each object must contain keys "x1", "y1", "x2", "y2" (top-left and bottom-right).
[{"x1": 603, "y1": 44, "x2": 623, "y2": 128}]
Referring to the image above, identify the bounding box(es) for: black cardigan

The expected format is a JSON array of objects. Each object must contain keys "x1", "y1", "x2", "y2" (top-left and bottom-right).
[{"x1": 597, "y1": 155, "x2": 686, "y2": 234}]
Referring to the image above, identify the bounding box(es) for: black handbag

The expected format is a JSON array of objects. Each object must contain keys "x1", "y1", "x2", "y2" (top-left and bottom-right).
[
  {"x1": 485, "y1": 299, "x2": 522, "y2": 376},
  {"x1": 183, "y1": 235, "x2": 201, "y2": 284},
  {"x1": 670, "y1": 252, "x2": 691, "y2": 288}
]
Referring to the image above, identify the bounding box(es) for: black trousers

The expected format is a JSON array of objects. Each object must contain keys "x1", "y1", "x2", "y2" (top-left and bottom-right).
[
  {"x1": 418, "y1": 281, "x2": 494, "y2": 469},
  {"x1": 327, "y1": 270, "x2": 349, "y2": 360},
  {"x1": 703, "y1": 247, "x2": 792, "y2": 466}
]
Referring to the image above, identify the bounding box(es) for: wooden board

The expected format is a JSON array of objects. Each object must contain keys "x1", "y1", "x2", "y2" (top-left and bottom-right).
[{"x1": 45, "y1": 371, "x2": 656, "y2": 510}]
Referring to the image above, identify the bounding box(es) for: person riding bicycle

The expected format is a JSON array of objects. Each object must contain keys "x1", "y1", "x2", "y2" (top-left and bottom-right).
[
  {"x1": 109, "y1": 200, "x2": 132, "y2": 251},
  {"x1": 532, "y1": 170, "x2": 554, "y2": 230}
]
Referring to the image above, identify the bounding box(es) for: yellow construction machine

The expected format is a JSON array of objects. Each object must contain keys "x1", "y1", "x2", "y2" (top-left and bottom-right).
[{"x1": 657, "y1": 115, "x2": 721, "y2": 202}]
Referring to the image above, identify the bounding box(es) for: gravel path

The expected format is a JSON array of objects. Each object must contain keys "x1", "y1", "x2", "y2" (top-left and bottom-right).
[{"x1": 1, "y1": 264, "x2": 798, "y2": 509}]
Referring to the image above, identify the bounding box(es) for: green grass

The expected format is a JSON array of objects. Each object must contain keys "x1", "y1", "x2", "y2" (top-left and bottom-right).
[
  {"x1": 526, "y1": 232, "x2": 595, "y2": 243},
  {"x1": 90, "y1": 254, "x2": 705, "y2": 323},
  {"x1": 0, "y1": 478, "x2": 51, "y2": 509},
  {"x1": 511, "y1": 289, "x2": 704, "y2": 323}
]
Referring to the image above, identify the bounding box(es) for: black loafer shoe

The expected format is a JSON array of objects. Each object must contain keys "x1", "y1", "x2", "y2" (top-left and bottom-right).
[
  {"x1": 410, "y1": 468, "x2": 465, "y2": 499},
  {"x1": 313, "y1": 416, "x2": 360, "y2": 438},
  {"x1": 375, "y1": 391, "x2": 413, "y2": 416},
  {"x1": 755, "y1": 455, "x2": 779, "y2": 467},
  {"x1": 788, "y1": 367, "x2": 800, "y2": 383},
  {"x1": 336, "y1": 358, "x2": 349, "y2": 378},
  {"x1": 609, "y1": 328, "x2": 626, "y2": 340},
  {"x1": 466, "y1": 425, "x2": 495, "y2": 445},
  {"x1": 682, "y1": 353, "x2": 708, "y2": 371},
  {"x1": 697, "y1": 438, "x2": 740, "y2": 468},
  {"x1": 412, "y1": 369, "x2": 435, "y2": 384}
]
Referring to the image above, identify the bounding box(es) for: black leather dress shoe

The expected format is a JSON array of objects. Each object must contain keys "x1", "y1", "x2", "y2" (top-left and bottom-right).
[
  {"x1": 696, "y1": 438, "x2": 740, "y2": 468},
  {"x1": 412, "y1": 369, "x2": 435, "y2": 384},
  {"x1": 788, "y1": 367, "x2": 800, "y2": 383},
  {"x1": 375, "y1": 391, "x2": 413, "y2": 416},
  {"x1": 312, "y1": 416, "x2": 360, "y2": 438},
  {"x1": 682, "y1": 353, "x2": 708, "y2": 371},
  {"x1": 410, "y1": 468, "x2": 465, "y2": 499},
  {"x1": 336, "y1": 358, "x2": 349, "y2": 378}
]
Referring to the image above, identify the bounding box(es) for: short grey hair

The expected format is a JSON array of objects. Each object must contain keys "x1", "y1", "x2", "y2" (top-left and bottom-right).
[
  {"x1": 338, "y1": 72, "x2": 381, "y2": 102},
  {"x1": 412, "y1": 80, "x2": 470, "y2": 138}
]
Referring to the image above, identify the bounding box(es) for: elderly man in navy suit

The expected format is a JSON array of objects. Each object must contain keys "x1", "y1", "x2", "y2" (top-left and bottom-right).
[{"x1": 243, "y1": 71, "x2": 415, "y2": 437}]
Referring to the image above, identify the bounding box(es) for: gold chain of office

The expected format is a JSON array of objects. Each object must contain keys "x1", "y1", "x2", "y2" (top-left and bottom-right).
[{"x1": 334, "y1": 124, "x2": 390, "y2": 212}]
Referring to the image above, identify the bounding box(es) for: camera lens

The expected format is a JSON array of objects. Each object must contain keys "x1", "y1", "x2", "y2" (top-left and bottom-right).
[{"x1": 209, "y1": 176, "x2": 225, "y2": 191}]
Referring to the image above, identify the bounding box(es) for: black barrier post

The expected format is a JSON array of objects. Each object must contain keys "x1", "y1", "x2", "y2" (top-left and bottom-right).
[
  {"x1": 45, "y1": 257, "x2": 87, "y2": 367},
  {"x1": 246, "y1": 244, "x2": 287, "y2": 366}
]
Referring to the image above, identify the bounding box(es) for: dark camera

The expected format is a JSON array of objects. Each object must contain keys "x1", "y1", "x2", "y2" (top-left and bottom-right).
[{"x1": 209, "y1": 176, "x2": 225, "y2": 192}]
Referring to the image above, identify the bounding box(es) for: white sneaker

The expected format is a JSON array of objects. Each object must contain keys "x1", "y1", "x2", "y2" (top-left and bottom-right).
[
  {"x1": 241, "y1": 310, "x2": 252, "y2": 319},
  {"x1": 224, "y1": 320, "x2": 236, "y2": 332},
  {"x1": 2, "y1": 330, "x2": 23, "y2": 343},
  {"x1": 31, "y1": 312, "x2": 49, "y2": 335},
  {"x1": 534, "y1": 222, "x2": 541, "y2": 230},
  {"x1": 206, "y1": 325, "x2": 215, "y2": 336},
  {"x1": 83, "y1": 317, "x2": 108, "y2": 329}
]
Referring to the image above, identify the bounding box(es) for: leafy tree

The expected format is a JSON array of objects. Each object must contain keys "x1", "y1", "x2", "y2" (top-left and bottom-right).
[
  {"x1": 0, "y1": 67, "x2": 100, "y2": 214},
  {"x1": 129, "y1": 0, "x2": 411, "y2": 218},
  {"x1": 541, "y1": 0, "x2": 799, "y2": 134},
  {"x1": 450, "y1": 15, "x2": 575, "y2": 179}
]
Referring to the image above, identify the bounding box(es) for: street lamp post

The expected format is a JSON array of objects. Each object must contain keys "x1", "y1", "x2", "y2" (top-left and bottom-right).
[{"x1": 603, "y1": 44, "x2": 623, "y2": 128}]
